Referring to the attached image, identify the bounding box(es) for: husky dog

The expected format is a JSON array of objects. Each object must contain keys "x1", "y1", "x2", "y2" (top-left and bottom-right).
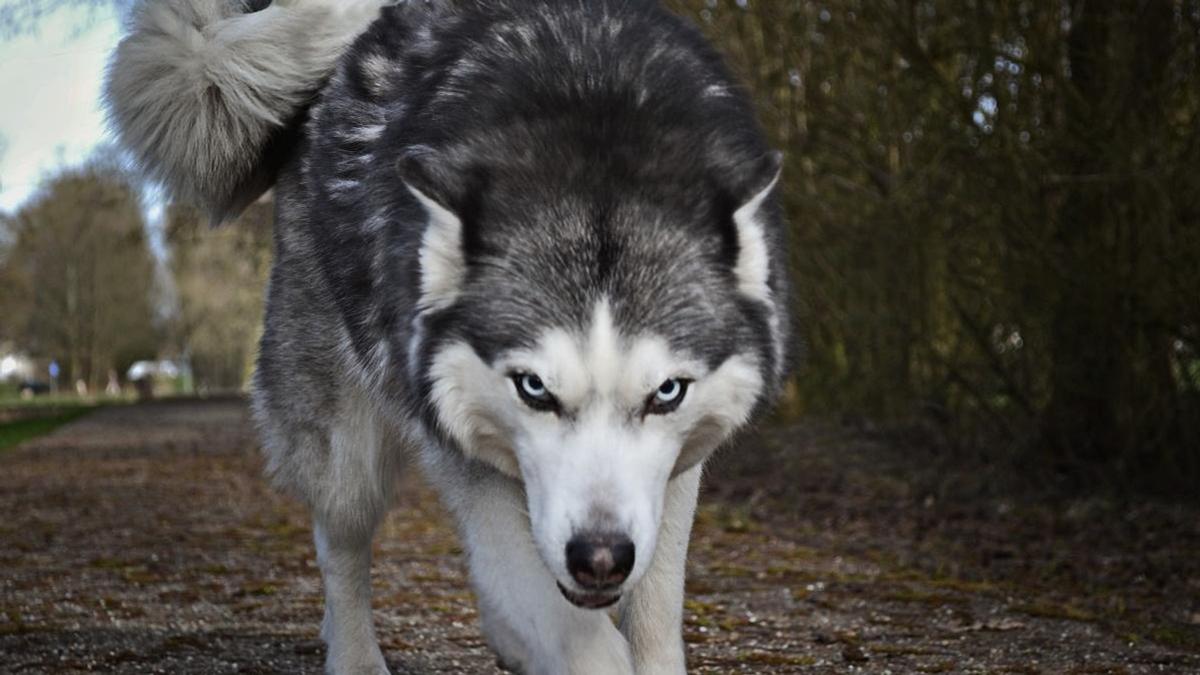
[{"x1": 107, "y1": 0, "x2": 789, "y2": 672}]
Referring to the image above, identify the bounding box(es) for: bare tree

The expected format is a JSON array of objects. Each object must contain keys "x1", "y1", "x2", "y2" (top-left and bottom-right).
[{"x1": 2, "y1": 162, "x2": 158, "y2": 389}]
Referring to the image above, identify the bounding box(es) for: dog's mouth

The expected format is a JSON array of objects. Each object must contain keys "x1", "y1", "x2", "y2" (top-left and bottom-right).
[{"x1": 557, "y1": 582, "x2": 620, "y2": 609}]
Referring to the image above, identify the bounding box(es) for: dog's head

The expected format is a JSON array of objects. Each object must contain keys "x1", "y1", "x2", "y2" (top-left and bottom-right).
[{"x1": 401, "y1": 146, "x2": 787, "y2": 608}]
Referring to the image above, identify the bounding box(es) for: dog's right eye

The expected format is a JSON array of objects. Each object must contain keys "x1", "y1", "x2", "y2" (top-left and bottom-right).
[{"x1": 513, "y1": 373, "x2": 558, "y2": 412}]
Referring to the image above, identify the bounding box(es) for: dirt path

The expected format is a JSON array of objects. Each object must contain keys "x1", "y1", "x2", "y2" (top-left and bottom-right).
[{"x1": 1, "y1": 399, "x2": 1197, "y2": 673}]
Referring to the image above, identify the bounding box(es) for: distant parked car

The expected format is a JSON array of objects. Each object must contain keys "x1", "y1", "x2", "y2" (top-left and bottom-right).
[
  {"x1": 18, "y1": 380, "x2": 50, "y2": 397},
  {"x1": 1, "y1": 354, "x2": 37, "y2": 382},
  {"x1": 127, "y1": 360, "x2": 182, "y2": 382}
]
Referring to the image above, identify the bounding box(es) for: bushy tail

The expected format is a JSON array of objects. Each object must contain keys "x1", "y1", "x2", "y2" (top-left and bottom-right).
[{"x1": 105, "y1": 0, "x2": 389, "y2": 222}]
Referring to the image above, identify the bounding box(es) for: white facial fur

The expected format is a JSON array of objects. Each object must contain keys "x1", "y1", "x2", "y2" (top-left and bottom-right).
[{"x1": 428, "y1": 300, "x2": 763, "y2": 596}]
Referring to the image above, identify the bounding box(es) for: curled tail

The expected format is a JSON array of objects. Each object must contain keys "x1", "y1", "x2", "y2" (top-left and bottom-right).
[{"x1": 105, "y1": 0, "x2": 388, "y2": 222}]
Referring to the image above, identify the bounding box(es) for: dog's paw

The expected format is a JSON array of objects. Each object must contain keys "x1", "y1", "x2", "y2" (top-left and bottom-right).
[{"x1": 324, "y1": 644, "x2": 390, "y2": 675}]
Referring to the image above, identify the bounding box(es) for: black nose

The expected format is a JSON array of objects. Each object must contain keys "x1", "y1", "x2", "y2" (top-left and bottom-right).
[{"x1": 565, "y1": 532, "x2": 635, "y2": 590}]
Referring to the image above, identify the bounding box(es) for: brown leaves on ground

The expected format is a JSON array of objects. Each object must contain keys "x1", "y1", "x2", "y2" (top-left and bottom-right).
[{"x1": 1, "y1": 399, "x2": 1197, "y2": 673}]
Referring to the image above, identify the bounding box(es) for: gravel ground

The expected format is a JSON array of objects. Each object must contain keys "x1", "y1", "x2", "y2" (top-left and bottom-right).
[{"x1": 1, "y1": 398, "x2": 1197, "y2": 674}]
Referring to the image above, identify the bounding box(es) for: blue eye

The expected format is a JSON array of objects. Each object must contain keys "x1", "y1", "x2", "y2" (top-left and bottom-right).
[
  {"x1": 513, "y1": 373, "x2": 558, "y2": 412},
  {"x1": 647, "y1": 378, "x2": 689, "y2": 414},
  {"x1": 656, "y1": 379, "x2": 683, "y2": 403},
  {"x1": 519, "y1": 374, "x2": 548, "y2": 399}
]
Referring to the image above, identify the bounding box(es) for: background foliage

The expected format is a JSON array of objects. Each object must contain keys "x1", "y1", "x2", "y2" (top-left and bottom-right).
[
  {"x1": 668, "y1": 0, "x2": 1200, "y2": 489},
  {"x1": 0, "y1": 162, "x2": 157, "y2": 390},
  {"x1": 165, "y1": 201, "x2": 272, "y2": 392}
]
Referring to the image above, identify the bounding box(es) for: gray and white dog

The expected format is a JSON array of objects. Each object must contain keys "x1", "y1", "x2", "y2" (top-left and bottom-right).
[{"x1": 106, "y1": 1, "x2": 789, "y2": 672}]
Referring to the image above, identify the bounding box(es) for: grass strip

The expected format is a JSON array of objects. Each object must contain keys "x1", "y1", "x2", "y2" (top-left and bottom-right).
[{"x1": 0, "y1": 406, "x2": 94, "y2": 452}]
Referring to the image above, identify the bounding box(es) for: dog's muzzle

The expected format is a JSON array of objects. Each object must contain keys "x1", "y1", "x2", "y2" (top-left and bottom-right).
[{"x1": 557, "y1": 582, "x2": 621, "y2": 609}]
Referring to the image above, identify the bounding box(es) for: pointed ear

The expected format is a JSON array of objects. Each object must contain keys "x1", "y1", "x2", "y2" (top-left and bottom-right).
[
  {"x1": 731, "y1": 151, "x2": 783, "y2": 302},
  {"x1": 400, "y1": 156, "x2": 466, "y2": 311}
]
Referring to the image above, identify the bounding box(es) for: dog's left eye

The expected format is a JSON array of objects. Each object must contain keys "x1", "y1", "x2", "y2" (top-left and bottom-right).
[
  {"x1": 646, "y1": 378, "x2": 689, "y2": 415},
  {"x1": 513, "y1": 373, "x2": 558, "y2": 412}
]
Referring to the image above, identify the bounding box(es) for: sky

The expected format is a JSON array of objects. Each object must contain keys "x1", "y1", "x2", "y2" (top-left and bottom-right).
[{"x1": 0, "y1": 4, "x2": 122, "y2": 213}]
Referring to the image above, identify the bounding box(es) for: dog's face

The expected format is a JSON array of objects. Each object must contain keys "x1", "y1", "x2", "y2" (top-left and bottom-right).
[
  {"x1": 404, "y1": 153, "x2": 785, "y2": 607},
  {"x1": 427, "y1": 298, "x2": 764, "y2": 606}
]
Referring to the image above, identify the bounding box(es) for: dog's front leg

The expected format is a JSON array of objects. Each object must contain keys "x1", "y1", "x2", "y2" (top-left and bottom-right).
[
  {"x1": 618, "y1": 464, "x2": 703, "y2": 675},
  {"x1": 444, "y1": 471, "x2": 635, "y2": 675},
  {"x1": 314, "y1": 522, "x2": 389, "y2": 675}
]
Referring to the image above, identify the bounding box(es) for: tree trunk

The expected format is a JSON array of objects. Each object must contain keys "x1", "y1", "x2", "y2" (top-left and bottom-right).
[{"x1": 1043, "y1": 1, "x2": 1176, "y2": 468}]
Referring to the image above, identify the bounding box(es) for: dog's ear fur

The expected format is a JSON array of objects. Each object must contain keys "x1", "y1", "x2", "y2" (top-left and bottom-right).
[
  {"x1": 730, "y1": 152, "x2": 783, "y2": 303},
  {"x1": 401, "y1": 156, "x2": 468, "y2": 311},
  {"x1": 398, "y1": 154, "x2": 460, "y2": 216}
]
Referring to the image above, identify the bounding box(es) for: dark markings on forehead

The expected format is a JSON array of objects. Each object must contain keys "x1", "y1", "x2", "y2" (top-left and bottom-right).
[{"x1": 423, "y1": 194, "x2": 771, "y2": 371}]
